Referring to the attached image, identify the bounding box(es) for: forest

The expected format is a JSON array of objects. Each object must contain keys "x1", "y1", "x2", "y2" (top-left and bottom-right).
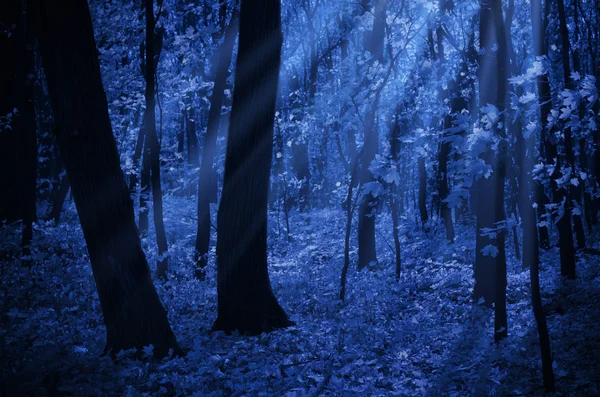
[{"x1": 1, "y1": 0, "x2": 600, "y2": 395}]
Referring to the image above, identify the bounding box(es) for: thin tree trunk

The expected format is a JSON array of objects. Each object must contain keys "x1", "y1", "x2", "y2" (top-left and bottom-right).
[
  {"x1": 194, "y1": 8, "x2": 239, "y2": 279},
  {"x1": 341, "y1": 147, "x2": 364, "y2": 301},
  {"x1": 554, "y1": 0, "x2": 577, "y2": 278},
  {"x1": 145, "y1": 0, "x2": 169, "y2": 279},
  {"x1": 418, "y1": 157, "x2": 429, "y2": 228},
  {"x1": 33, "y1": 0, "x2": 180, "y2": 356},
  {"x1": 47, "y1": 175, "x2": 70, "y2": 224},
  {"x1": 357, "y1": 104, "x2": 379, "y2": 270}
]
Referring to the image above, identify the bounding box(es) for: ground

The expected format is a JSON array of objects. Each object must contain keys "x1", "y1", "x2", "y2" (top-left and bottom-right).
[{"x1": 1, "y1": 196, "x2": 599, "y2": 396}]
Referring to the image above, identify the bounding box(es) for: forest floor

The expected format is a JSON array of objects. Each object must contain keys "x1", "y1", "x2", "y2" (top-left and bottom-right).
[{"x1": 1, "y1": 195, "x2": 600, "y2": 396}]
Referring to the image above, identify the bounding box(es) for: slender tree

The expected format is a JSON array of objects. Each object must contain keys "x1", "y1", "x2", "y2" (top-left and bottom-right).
[
  {"x1": 556, "y1": 0, "x2": 586, "y2": 251},
  {"x1": 357, "y1": 0, "x2": 387, "y2": 270},
  {"x1": 144, "y1": 0, "x2": 169, "y2": 279},
  {"x1": 435, "y1": 0, "x2": 456, "y2": 243},
  {"x1": 33, "y1": 0, "x2": 180, "y2": 356},
  {"x1": 194, "y1": 6, "x2": 239, "y2": 280},
  {"x1": 213, "y1": 0, "x2": 292, "y2": 333}
]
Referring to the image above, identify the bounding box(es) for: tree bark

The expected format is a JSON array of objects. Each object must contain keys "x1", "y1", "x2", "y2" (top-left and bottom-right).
[
  {"x1": 33, "y1": 0, "x2": 180, "y2": 356},
  {"x1": 145, "y1": 0, "x2": 169, "y2": 279},
  {"x1": 0, "y1": 0, "x2": 37, "y2": 246},
  {"x1": 557, "y1": 0, "x2": 586, "y2": 251},
  {"x1": 418, "y1": 157, "x2": 429, "y2": 228},
  {"x1": 357, "y1": 104, "x2": 379, "y2": 270},
  {"x1": 194, "y1": 8, "x2": 239, "y2": 279},
  {"x1": 213, "y1": 0, "x2": 292, "y2": 334}
]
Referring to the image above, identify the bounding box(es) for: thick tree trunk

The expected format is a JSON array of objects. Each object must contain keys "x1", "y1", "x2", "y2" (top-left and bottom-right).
[
  {"x1": 15, "y1": 1, "x2": 37, "y2": 248},
  {"x1": 213, "y1": 0, "x2": 292, "y2": 334},
  {"x1": 194, "y1": 8, "x2": 239, "y2": 279},
  {"x1": 33, "y1": 0, "x2": 180, "y2": 356},
  {"x1": 0, "y1": 0, "x2": 37, "y2": 244}
]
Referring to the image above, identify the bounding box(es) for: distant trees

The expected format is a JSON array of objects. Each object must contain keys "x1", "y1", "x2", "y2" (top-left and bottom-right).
[
  {"x1": 34, "y1": 0, "x2": 180, "y2": 356},
  {"x1": 213, "y1": 0, "x2": 292, "y2": 333}
]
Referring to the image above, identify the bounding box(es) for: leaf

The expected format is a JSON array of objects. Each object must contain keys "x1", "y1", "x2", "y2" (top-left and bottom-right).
[{"x1": 481, "y1": 245, "x2": 498, "y2": 258}]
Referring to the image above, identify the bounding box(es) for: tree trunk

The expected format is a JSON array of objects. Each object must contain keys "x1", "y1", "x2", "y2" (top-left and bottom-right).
[
  {"x1": 139, "y1": 133, "x2": 150, "y2": 233},
  {"x1": 491, "y1": 0, "x2": 508, "y2": 342},
  {"x1": 128, "y1": 111, "x2": 146, "y2": 194},
  {"x1": 0, "y1": 0, "x2": 37, "y2": 246},
  {"x1": 47, "y1": 175, "x2": 70, "y2": 224},
  {"x1": 186, "y1": 108, "x2": 199, "y2": 168},
  {"x1": 435, "y1": 0, "x2": 455, "y2": 243},
  {"x1": 474, "y1": 0, "x2": 498, "y2": 305},
  {"x1": 357, "y1": 105, "x2": 379, "y2": 270},
  {"x1": 418, "y1": 157, "x2": 429, "y2": 228},
  {"x1": 194, "y1": 8, "x2": 239, "y2": 279},
  {"x1": 213, "y1": 0, "x2": 292, "y2": 334},
  {"x1": 552, "y1": 0, "x2": 577, "y2": 279},
  {"x1": 33, "y1": 0, "x2": 180, "y2": 356},
  {"x1": 145, "y1": 0, "x2": 169, "y2": 279},
  {"x1": 389, "y1": 116, "x2": 402, "y2": 280}
]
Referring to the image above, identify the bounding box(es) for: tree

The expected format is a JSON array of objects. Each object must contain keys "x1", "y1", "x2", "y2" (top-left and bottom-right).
[
  {"x1": 33, "y1": 0, "x2": 181, "y2": 356},
  {"x1": 0, "y1": 0, "x2": 37, "y2": 248},
  {"x1": 474, "y1": 0, "x2": 508, "y2": 315},
  {"x1": 213, "y1": 0, "x2": 292, "y2": 333},
  {"x1": 194, "y1": 6, "x2": 239, "y2": 280},
  {"x1": 144, "y1": 0, "x2": 169, "y2": 279},
  {"x1": 357, "y1": 0, "x2": 387, "y2": 270},
  {"x1": 435, "y1": 0, "x2": 456, "y2": 244}
]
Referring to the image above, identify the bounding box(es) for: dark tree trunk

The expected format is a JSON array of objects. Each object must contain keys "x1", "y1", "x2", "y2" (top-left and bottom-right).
[
  {"x1": 177, "y1": 114, "x2": 184, "y2": 156},
  {"x1": 550, "y1": 0, "x2": 577, "y2": 279},
  {"x1": 435, "y1": 0, "x2": 455, "y2": 243},
  {"x1": 491, "y1": 0, "x2": 508, "y2": 342},
  {"x1": 474, "y1": 0, "x2": 498, "y2": 305},
  {"x1": 556, "y1": 0, "x2": 585, "y2": 251},
  {"x1": 33, "y1": 0, "x2": 180, "y2": 356},
  {"x1": 128, "y1": 111, "x2": 146, "y2": 194},
  {"x1": 0, "y1": 0, "x2": 37, "y2": 245},
  {"x1": 139, "y1": 133, "x2": 150, "y2": 234},
  {"x1": 357, "y1": 0, "x2": 387, "y2": 271},
  {"x1": 530, "y1": 2, "x2": 552, "y2": 249},
  {"x1": 340, "y1": 147, "x2": 364, "y2": 301},
  {"x1": 47, "y1": 175, "x2": 70, "y2": 224},
  {"x1": 389, "y1": 116, "x2": 402, "y2": 280},
  {"x1": 194, "y1": 8, "x2": 239, "y2": 279},
  {"x1": 16, "y1": 0, "x2": 37, "y2": 248},
  {"x1": 186, "y1": 108, "x2": 199, "y2": 168},
  {"x1": 213, "y1": 0, "x2": 292, "y2": 334},
  {"x1": 418, "y1": 157, "x2": 429, "y2": 228},
  {"x1": 145, "y1": 0, "x2": 169, "y2": 279},
  {"x1": 357, "y1": 105, "x2": 379, "y2": 270}
]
